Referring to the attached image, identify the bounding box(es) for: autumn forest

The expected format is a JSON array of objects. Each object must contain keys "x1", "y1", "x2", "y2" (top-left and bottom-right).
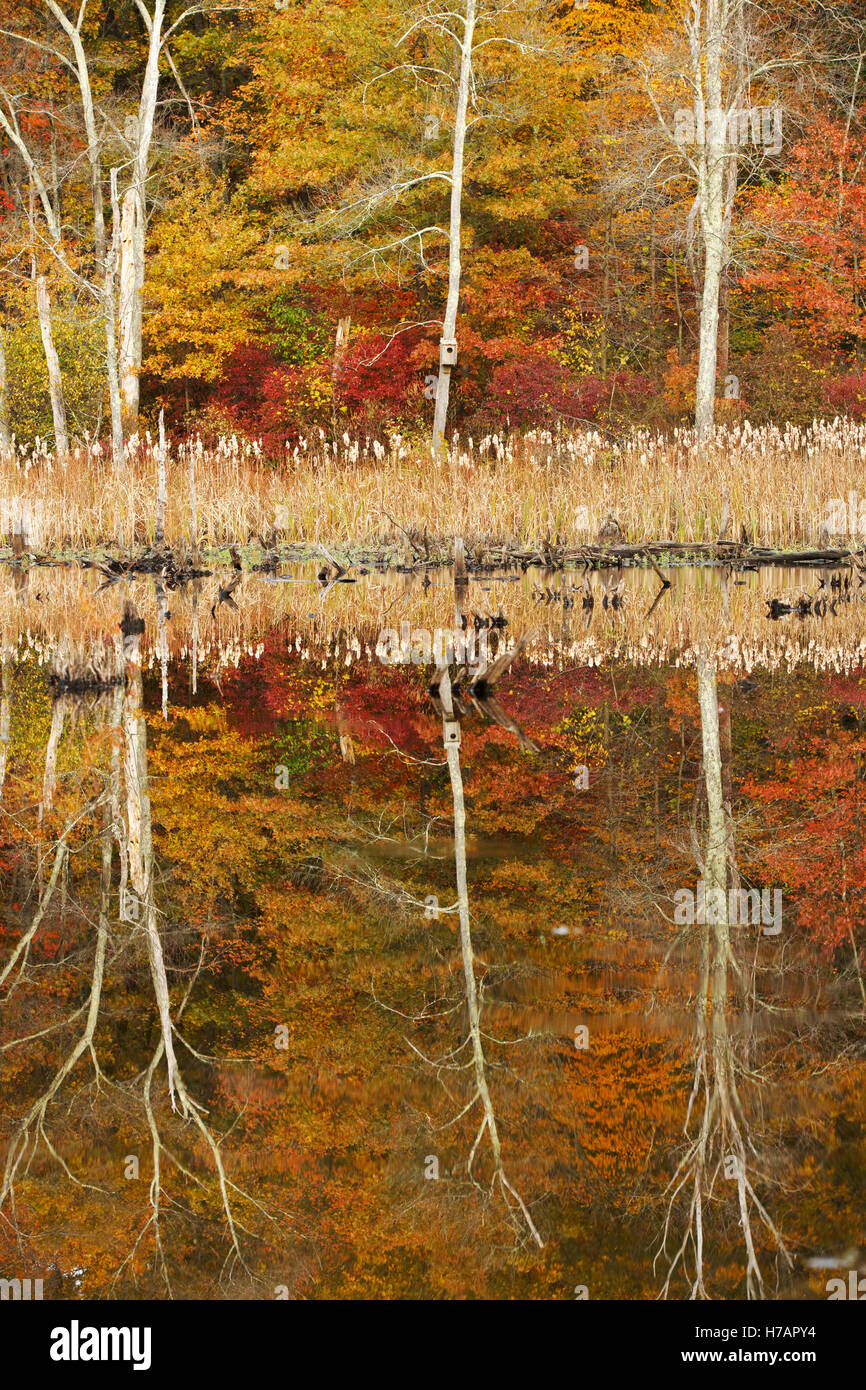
[
  {"x1": 0, "y1": 0, "x2": 865, "y2": 1346},
  {"x1": 0, "y1": 0, "x2": 865, "y2": 454}
]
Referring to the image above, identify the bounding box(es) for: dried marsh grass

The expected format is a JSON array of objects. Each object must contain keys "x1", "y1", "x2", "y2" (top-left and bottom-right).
[{"x1": 2, "y1": 419, "x2": 866, "y2": 552}]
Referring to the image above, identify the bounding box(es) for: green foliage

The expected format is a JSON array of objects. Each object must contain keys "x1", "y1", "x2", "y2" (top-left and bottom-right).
[
  {"x1": 268, "y1": 297, "x2": 331, "y2": 366},
  {"x1": 269, "y1": 718, "x2": 335, "y2": 777},
  {"x1": 5, "y1": 303, "x2": 105, "y2": 448},
  {"x1": 8, "y1": 658, "x2": 51, "y2": 760}
]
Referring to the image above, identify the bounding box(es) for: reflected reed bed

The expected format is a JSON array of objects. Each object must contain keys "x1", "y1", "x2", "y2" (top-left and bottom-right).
[{"x1": 3, "y1": 557, "x2": 866, "y2": 678}]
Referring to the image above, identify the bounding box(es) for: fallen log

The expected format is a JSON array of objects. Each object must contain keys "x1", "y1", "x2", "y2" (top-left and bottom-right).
[{"x1": 497, "y1": 540, "x2": 860, "y2": 570}]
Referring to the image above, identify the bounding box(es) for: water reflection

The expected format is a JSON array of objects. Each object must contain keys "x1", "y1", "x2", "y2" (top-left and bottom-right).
[
  {"x1": 6, "y1": 555, "x2": 866, "y2": 676},
  {"x1": 0, "y1": 560, "x2": 864, "y2": 1299},
  {"x1": 655, "y1": 653, "x2": 791, "y2": 1299}
]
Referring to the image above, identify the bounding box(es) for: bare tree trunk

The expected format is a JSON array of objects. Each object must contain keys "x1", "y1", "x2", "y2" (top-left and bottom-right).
[
  {"x1": 188, "y1": 441, "x2": 198, "y2": 557},
  {"x1": 717, "y1": 115, "x2": 741, "y2": 388},
  {"x1": 45, "y1": 0, "x2": 105, "y2": 262},
  {"x1": 118, "y1": 0, "x2": 167, "y2": 436},
  {"x1": 0, "y1": 118, "x2": 62, "y2": 246},
  {"x1": 39, "y1": 6, "x2": 125, "y2": 486},
  {"x1": 335, "y1": 698, "x2": 355, "y2": 764},
  {"x1": 35, "y1": 276, "x2": 69, "y2": 464},
  {"x1": 156, "y1": 407, "x2": 167, "y2": 545},
  {"x1": 601, "y1": 212, "x2": 611, "y2": 373},
  {"x1": 105, "y1": 171, "x2": 125, "y2": 485},
  {"x1": 42, "y1": 4, "x2": 128, "y2": 468},
  {"x1": 694, "y1": 189, "x2": 724, "y2": 439},
  {"x1": 331, "y1": 315, "x2": 350, "y2": 434},
  {"x1": 649, "y1": 206, "x2": 657, "y2": 360},
  {"x1": 716, "y1": 273, "x2": 730, "y2": 385},
  {"x1": 0, "y1": 324, "x2": 11, "y2": 452},
  {"x1": 4, "y1": 6, "x2": 168, "y2": 452},
  {"x1": 692, "y1": 3, "x2": 728, "y2": 439},
  {"x1": 431, "y1": 0, "x2": 477, "y2": 459},
  {"x1": 48, "y1": 98, "x2": 60, "y2": 230},
  {"x1": 118, "y1": 186, "x2": 139, "y2": 436},
  {"x1": 672, "y1": 250, "x2": 683, "y2": 360}
]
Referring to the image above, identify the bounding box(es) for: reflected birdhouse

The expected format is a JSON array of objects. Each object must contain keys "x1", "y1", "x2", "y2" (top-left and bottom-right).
[{"x1": 443, "y1": 719, "x2": 461, "y2": 747}]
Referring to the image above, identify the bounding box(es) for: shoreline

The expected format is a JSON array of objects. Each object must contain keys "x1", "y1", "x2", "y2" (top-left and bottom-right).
[{"x1": 0, "y1": 539, "x2": 860, "y2": 574}]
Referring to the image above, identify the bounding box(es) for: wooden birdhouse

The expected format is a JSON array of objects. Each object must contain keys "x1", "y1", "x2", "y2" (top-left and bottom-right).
[
  {"x1": 443, "y1": 719, "x2": 461, "y2": 747},
  {"x1": 439, "y1": 339, "x2": 458, "y2": 369}
]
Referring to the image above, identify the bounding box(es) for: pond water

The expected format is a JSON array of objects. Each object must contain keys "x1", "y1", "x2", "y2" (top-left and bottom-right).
[{"x1": 1, "y1": 555, "x2": 864, "y2": 1300}]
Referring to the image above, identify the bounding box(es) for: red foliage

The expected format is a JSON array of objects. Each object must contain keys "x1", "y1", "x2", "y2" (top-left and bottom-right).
[
  {"x1": 211, "y1": 344, "x2": 285, "y2": 451},
  {"x1": 335, "y1": 330, "x2": 426, "y2": 423},
  {"x1": 485, "y1": 350, "x2": 570, "y2": 426},
  {"x1": 825, "y1": 371, "x2": 866, "y2": 419},
  {"x1": 208, "y1": 344, "x2": 320, "y2": 457},
  {"x1": 483, "y1": 355, "x2": 656, "y2": 428},
  {"x1": 209, "y1": 333, "x2": 430, "y2": 453},
  {"x1": 568, "y1": 370, "x2": 656, "y2": 423}
]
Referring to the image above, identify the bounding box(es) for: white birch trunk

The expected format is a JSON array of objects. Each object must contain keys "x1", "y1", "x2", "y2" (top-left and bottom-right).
[
  {"x1": 156, "y1": 407, "x2": 167, "y2": 545},
  {"x1": 44, "y1": 0, "x2": 105, "y2": 263},
  {"x1": 188, "y1": 443, "x2": 198, "y2": 556},
  {"x1": 35, "y1": 275, "x2": 69, "y2": 464},
  {"x1": 0, "y1": 325, "x2": 11, "y2": 452},
  {"x1": 118, "y1": 186, "x2": 139, "y2": 435},
  {"x1": 331, "y1": 315, "x2": 351, "y2": 429},
  {"x1": 119, "y1": 0, "x2": 167, "y2": 435},
  {"x1": 43, "y1": 6, "x2": 125, "y2": 478},
  {"x1": 106, "y1": 171, "x2": 125, "y2": 482},
  {"x1": 692, "y1": 1, "x2": 727, "y2": 439},
  {"x1": 431, "y1": 0, "x2": 477, "y2": 459}
]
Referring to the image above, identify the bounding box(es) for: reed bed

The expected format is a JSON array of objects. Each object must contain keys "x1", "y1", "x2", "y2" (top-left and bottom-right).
[
  {"x1": 48, "y1": 634, "x2": 125, "y2": 690},
  {"x1": 4, "y1": 557, "x2": 866, "y2": 677},
  {"x1": 2, "y1": 418, "x2": 866, "y2": 552}
]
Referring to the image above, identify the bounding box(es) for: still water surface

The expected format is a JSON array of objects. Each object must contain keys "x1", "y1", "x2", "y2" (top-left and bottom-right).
[{"x1": 0, "y1": 556, "x2": 864, "y2": 1299}]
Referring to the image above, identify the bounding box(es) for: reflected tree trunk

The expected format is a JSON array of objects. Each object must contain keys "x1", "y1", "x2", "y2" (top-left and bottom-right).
[
  {"x1": 155, "y1": 576, "x2": 169, "y2": 720},
  {"x1": 0, "y1": 654, "x2": 11, "y2": 795},
  {"x1": 0, "y1": 630, "x2": 259, "y2": 1279},
  {"x1": 656, "y1": 650, "x2": 791, "y2": 1298},
  {"x1": 697, "y1": 653, "x2": 727, "y2": 918},
  {"x1": 190, "y1": 580, "x2": 200, "y2": 696},
  {"x1": 121, "y1": 602, "x2": 182, "y2": 1110},
  {"x1": 41, "y1": 698, "x2": 66, "y2": 817},
  {"x1": 438, "y1": 667, "x2": 543, "y2": 1247}
]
